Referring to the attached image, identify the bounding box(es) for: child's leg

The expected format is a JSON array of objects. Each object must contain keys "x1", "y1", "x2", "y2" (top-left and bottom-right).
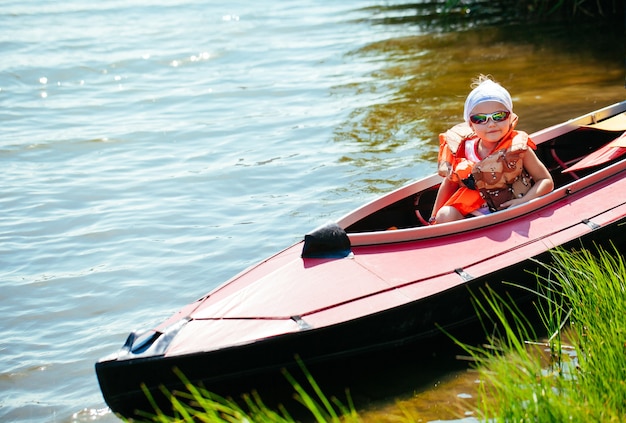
[{"x1": 435, "y1": 205, "x2": 465, "y2": 223}]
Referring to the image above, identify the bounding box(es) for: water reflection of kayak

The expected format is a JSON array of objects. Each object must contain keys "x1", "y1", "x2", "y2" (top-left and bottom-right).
[{"x1": 96, "y1": 100, "x2": 626, "y2": 419}]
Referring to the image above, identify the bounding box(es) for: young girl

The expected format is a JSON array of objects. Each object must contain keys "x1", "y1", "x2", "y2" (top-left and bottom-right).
[{"x1": 430, "y1": 75, "x2": 554, "y2": 224}]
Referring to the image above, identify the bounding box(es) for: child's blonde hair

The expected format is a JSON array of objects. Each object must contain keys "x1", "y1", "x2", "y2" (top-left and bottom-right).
[{"x1": 470, "y1": 74, "x2": 497, "y2": 89}]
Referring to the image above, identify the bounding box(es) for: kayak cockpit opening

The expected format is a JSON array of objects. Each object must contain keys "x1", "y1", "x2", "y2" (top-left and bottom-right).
[
  {"x1": 343, "y1": 187, "x2": 439, "y2": 234},
  {"x1": 340, "y1": 120, "x2": 626, "y2": 235}
]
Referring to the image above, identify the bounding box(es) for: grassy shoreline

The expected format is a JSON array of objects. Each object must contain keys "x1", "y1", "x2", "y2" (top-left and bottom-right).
[
  {"x1": 443, "y1": 0, "x2": 623, "y2": 21},
  {"x1": 454, "y1": 245, "x2": 626, "y2": 422}
]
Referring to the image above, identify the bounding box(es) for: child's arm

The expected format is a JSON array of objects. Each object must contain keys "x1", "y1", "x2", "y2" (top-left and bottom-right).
[{"x1": 500, "y1": 149, "x2": 554, "y2": 209}]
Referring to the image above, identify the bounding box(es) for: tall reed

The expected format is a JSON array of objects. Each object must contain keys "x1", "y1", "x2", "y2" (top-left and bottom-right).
[{"x1": 456, "y1": 245, "x2": 626, "y2": 422}]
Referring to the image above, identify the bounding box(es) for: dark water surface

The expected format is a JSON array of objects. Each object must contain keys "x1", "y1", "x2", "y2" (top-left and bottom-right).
[{"x1": 1, "y1": 1, "x2": 623, "y2": 421}]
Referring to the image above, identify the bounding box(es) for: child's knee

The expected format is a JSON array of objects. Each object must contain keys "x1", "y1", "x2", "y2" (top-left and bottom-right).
[{"x1": 435, "y1": 206, "x2": 463, "y2": 223}]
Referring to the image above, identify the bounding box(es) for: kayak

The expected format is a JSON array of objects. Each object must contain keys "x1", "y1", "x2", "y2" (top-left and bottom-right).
[{"x1": 96, "y1": 100, "x2": 626, "y2": 418}]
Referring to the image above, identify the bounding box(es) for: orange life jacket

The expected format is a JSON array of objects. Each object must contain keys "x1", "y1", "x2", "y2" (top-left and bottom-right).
[{"x1": 437, "y1": 117, "x2": 536, "y2": 215}]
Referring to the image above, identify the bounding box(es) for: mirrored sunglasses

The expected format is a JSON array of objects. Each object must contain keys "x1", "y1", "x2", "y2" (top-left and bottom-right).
[{"x1": 469, "y1": 110, "x2": 511, "y2": 125}]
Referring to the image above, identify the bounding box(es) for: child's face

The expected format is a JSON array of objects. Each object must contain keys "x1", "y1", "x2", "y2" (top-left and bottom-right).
[{"x1": 469, "y1": 101, "x2": 511, "y2": 144}]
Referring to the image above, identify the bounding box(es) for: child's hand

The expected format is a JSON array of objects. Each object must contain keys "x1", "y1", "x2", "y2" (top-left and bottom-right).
[{"x1": 499, "y1": 197, "x2": 524, "y2": 209}]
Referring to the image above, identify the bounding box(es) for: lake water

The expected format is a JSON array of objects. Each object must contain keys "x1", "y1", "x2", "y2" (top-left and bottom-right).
[{"x1": 1, "y1": 1, "x2": 624, "y2": 422}]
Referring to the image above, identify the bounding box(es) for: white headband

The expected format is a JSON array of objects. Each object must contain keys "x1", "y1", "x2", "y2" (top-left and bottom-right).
[{"x1": 463, "y1": 79, "x2": 513, "y2": 122}]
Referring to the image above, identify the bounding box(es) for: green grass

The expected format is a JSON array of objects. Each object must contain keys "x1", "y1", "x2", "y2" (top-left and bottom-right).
[
  {"x1": 132, "y1": 245, "x2": 625, "y2": 422},
  {"x1": 454, "y1": 245, "x2": 626, "y2": 422},
  {"x1": 132, "y1": 357, "x2": 361, "y2": 423}
]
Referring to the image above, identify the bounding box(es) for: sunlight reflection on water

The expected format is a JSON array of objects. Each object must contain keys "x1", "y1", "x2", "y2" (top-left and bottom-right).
[{"x1": 1, "y1": 1, "x2": 623, "y2": 422}]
